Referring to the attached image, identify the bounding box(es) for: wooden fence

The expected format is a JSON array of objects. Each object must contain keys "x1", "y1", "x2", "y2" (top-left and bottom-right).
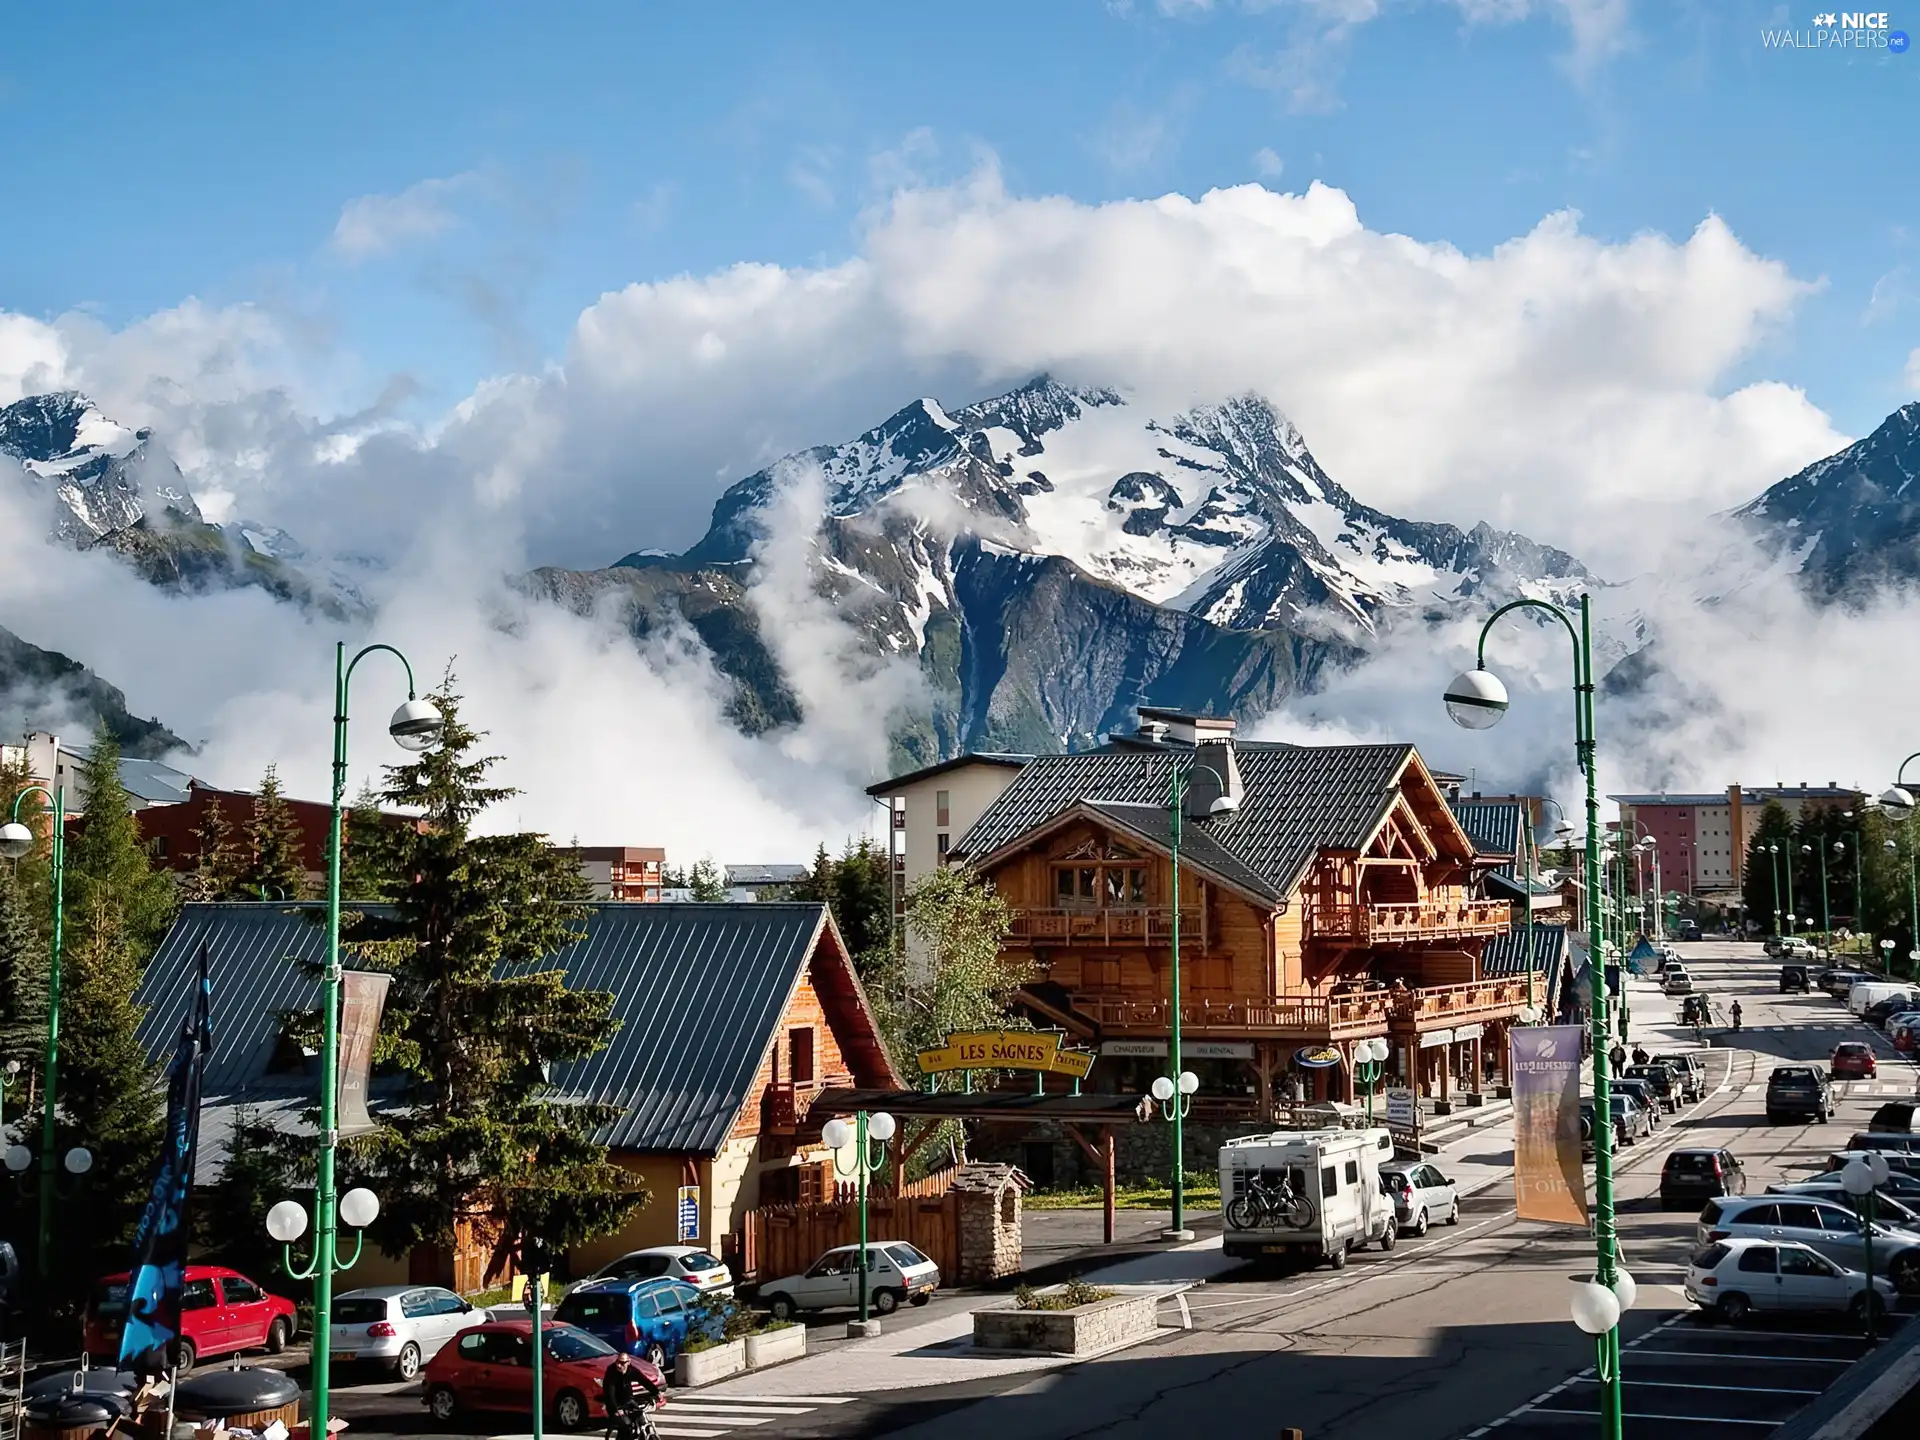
[{"x1": 744, "y1": 1170, "x2": 961, "y2": 1281}]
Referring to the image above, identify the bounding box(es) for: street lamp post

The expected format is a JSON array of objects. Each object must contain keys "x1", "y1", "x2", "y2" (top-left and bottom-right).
[
  {"x1": 1352, "y1": 1039, "x2": 1389, "y2": 1125},
  {"x1": 1445, "y1": 592, "x2": 1628, "y2": 1440},
  {"x1": 1842, "y1": 1154, "x2": 1892, "y2": 1341},
  {"x1": 1161, "y1": 758, "x2": 1239, "y2": 1243},
  {"x1": 0, "y1": 1059, "x2": 18, "y2": 1133},
  {"x1": 0, "y1": 785, "x2": 67, "y2": 1281},
  {"x1": 822, "y1": 1111, "x2": 896, "y2": 1334},
  {"x1": 1808, "y1": 842, "x2": 1831, "y2": 949},
  {"x1": 305, "y1": 643, "x2": 444, "y2": 1440},
  {"x1": 1767, "y1": 843, "x2": 1784, "y2": 937}
]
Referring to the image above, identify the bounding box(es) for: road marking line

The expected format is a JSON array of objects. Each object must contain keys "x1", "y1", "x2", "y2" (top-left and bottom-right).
[
  {"x1": 1530, "y1": 1407, "x2": 1779, "y2": 1425},
  {"x1": 667, "y1": 1403, "x2": 814, "y2": 1416},
  {"x1": 1566, "y1": 1377, "x2": 1822, "y2": 1395},
  {"x1": 688, "y1": 1395, "x2": 856, "y2": 1404},
  {"x1": 1626, "y1": 1348, "x2": 1854, "y2": 1363}
]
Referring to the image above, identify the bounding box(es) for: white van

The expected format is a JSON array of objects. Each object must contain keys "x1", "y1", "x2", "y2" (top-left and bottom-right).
[
  {"x1": 1219, "y1": 1128, "x2": 1396, "y2": 1269},
  {"x1": 1849, "y1": 981, "x2": 1908, "y2": 1017}
]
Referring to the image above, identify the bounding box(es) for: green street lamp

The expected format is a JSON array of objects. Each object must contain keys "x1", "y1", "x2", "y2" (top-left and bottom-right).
[
  {"x1": 1843, "y1": 1153, "x2": 1893, "y2": 1341},
  {"x1": 822, "y1": 1110, "x2": 896, "y2": 1334},
  {"x1": 300, "y1": 643, "x2": 443, "y2": 1440},
  {"x1": 1352, "y1": 1038, "x2": 1389, "y2": 1125},
  {"x1": 1807, "y1": 842, "x2": 1831, "y2": 948},
  {"x1": 1767, "y1": 842, "x2": 1784, "y2": 937},
  {"x1": 1162, "y1": 758, "x2": 1239, "y2": 1243},
  {"x1": 0, "y1": 785, "x2": 67, "y2": 1280},
  {"x1": 0, "y1": 1060, "x2": 17, "y2": 1136},
  {"x1": 1445, "y1": 592, "x2": 1627, "y2": 1440}
]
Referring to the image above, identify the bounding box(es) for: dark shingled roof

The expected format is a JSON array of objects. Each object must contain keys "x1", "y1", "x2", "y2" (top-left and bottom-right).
[
  {"x1": 1482, "y1": 923, "x2": 1570, "y2": 979},
  {"x1": 1450, "y1": 798, "x2": 1524, "y2": 879},
  {"x1": 138, "y1": 900, "x2": 888, "y2": 1155},
  {"x1": 952, "y1": 742, "x2": 1438, "y2": 898}
]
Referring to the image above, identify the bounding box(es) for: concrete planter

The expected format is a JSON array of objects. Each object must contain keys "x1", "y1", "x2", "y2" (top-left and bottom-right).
[
  {"x1": 676, "y1": 1339, "x2": 746, "y2": 1388},
  {"x1": 973, "y1": 1287, "x2": 1161, "y2": 1357},
  {"x1": 743, "y1": 1325, "x2": 807, "y2": 1369}
]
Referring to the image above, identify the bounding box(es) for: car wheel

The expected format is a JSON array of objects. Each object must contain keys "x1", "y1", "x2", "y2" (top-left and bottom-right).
[
  {"x1": 767, "y1": 1293, "x2": 797, "y2": 1323},
  {"x1": 1378, "y1": 1219, "x2": 1397, "y2": 1252},
  {"x1": 644, "y1": 1340, "x2": 669, "y2": 1371},
  {"x1": 1446, "y1": 1198, "x2": 1460, "y2": 1226},
  {"x1": 1412, "y1": 1208, "x2": 1429, "y2": 1237},
  {"x1": 1850, "y1": 1291, "x2": 1887, "y2": 1322},
  {"x1": 1718, "y1": 1293, "x2": 1753, "y2": 1324},
  {"x1": 265, "y1": 1317, "x2": 291, "y2": 1354},
  {"x1": 1327, "y1": 1245, "x2": 1348, "y2": 1271},
  {"x1": 170, "y1": 1338, "x2": 197, "y2": 1374},
  {"x1": 554, "y1": 1389, "x2": 588, "y2": 1432},
  {"x1": 874, "y1": 1288, "x2": 901, "y2": 1316},
  {"x1": 910, "y1": 1291, "x2": 932, "y2": 1306},
  {"x1": 1766, "y1": 1112, "x2": 1780, "y2": 1124},
  {"x1": 395, "y1": 1342, "x2": 422, "y2": 1381},
  {"x1": 427, "y1": 1385, "x2": 460, "y2": 1423}
]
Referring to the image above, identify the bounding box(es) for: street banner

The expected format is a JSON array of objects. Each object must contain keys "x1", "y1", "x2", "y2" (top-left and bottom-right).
[
  {"x1": 1511, "y1": 1025, "x2": 1588, "y2": 1227},
  {"x1": 337, "y1": 970, "x2": 393, "y2": 1137},
  {"x1": 120, "y1": 945, "x2": 215, "y2": 1377}
]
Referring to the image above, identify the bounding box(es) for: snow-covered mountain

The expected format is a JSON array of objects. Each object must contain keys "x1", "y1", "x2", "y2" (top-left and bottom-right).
[
  {"x1": 529, "y1": 377, "x2": 1601, "y2": 762},
  {"x1": 1733, "y1": 402, "x2": 1920, "y2": 603},
  {"x1": 1, "y1": 391, "x2": 361, "y2": 617}
]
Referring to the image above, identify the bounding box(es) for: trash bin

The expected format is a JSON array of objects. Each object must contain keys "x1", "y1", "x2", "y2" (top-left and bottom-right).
[
  {"x1": 173, "y1": 1368, "x2": 303, "y2": 1432},
  {"x1": 22, "y1": 1391, "x2": 127, "y2": 1440}
]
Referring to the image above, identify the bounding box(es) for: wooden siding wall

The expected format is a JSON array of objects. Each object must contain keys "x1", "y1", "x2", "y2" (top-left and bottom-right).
[
  {"x1": 728, "y1": 963, "x2": 853, "y2": 1143},
  {"x1": 746, "y1": 1193, "x2": 959, "y2": 1283}
]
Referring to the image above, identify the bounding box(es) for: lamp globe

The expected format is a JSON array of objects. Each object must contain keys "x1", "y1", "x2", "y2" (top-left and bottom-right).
[
  {"x1": 1443, "y1": 669, "x2": 1509, "y2": 730},
  {"x1": 868, "y1": 1112, "x2": 897, "y2": 1143},
  {"x1": 388, "y1": 697, "x2": 445, "y2": 753}
]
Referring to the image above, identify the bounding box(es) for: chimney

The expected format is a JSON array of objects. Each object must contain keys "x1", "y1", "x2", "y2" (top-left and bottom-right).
[
  {"x1": 1137, "y1": 706, "x2": 1236, "y2": 749},
  {"x1": 1138, "y1": 720, "x2": 1170, "y2": 744},
  {"x1": 1186, "y1": 737, "x2": 1245, "y2": 820}
]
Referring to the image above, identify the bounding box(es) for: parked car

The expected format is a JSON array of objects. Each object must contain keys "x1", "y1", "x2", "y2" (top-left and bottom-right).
[
  {"x1": 1664, "y1": 968, "x2": 1695, "y2": 996},
  {"x1": 1806, "y1": 1166, "x2": 1920, "y2": 1198},
  {"x1": 1696, "y1": 1195, "x2": 1920, "y2": 1294},
  {"x1": 1684, "y1": 1238, "x2": 1893, "y2": 1323},
  {"x1": 1828, "y1": 1146, "x2": 1920, "y2": 1180},
  {"x1": 1864, "y1": 992, "x2": 1920, "y2": 1029},
  {"x1": 566, "y1": 1245, "x2": 734, "y2": 1298},
  {"x1": 1768, "y1": 1182, "x2": 1920, "y2": 1231},
  {"x1": 421, "y1": 1319, "x2": 653, "y2": 1430},
  {"x1": 332, "y1": 1285, "x2": 486, "y2": 1381},
  {"x1": 553, "y1": 1277, "x2": 718, "y2": 1370},
  {"x1": 1623, "y1": 1063, "x2": 1681, "y2": 1113},
  {"x1": 1869, "y1": 1102, "x2": 1916, "y2": 1134},
  {"x1": 85, "y1": 1266, "x2": 296, "y2": 1372},
  {"x1": 1779, "y1": 965, "x2": 1812, "y2": 994},
  {"x1": 1827, "y1": 970, "x2": 1873, "y2": 999},
  {"x1": 1611, "y1": 1078, "x2": 1664, "y2": 1129},
  {"x1": 1609, "y1": 1093, "x2": 1653, "y2": 1144},
  {"x1": 1766, "y1": 1065, "x2": 1833, "y2": 1123},
  {"x1": 1579, "y1": 1101, "x2": 1620, "y2": 1158},
  {"x1": 757, "y1": 1242, "x2": 940, "y2": 1321},
  {"x1": 1379, "y1": 1162, "x2": 1460, "y2": 1236},
  {"x1": 1661, "y1": 1148, "x2": 1746, "y2": 1210},
  {"x1": 1679, "y1": 922, "x2": 1703, "y2": 941},
  {"x1": 1831, "y1": 1042, "x2": 1879, "y2": 1080},
  {"x1": 1653, "y1": 1052, "x2": 1708, "y2": 1103},
  {"x1": 1889, "y1": 1015, "x2": 1920, "y2": 1053}
]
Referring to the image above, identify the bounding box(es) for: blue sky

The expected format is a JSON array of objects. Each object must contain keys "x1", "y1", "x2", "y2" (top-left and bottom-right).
[{"x1": 4, "y1": 0, "x2": 1915, "y2": 436}]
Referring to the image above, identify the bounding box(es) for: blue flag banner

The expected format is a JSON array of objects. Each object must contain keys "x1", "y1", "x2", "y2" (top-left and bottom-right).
[{"x1": 119, "y1": 944, "x2": 214, "y2": 1377}]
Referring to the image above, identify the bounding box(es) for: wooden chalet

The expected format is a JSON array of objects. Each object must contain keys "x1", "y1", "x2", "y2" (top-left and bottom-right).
[{"x1": 950, "y1": 710, "x2": 1542, "y2": 1111}]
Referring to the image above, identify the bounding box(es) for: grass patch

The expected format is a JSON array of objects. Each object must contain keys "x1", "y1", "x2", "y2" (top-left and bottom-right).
[
  {"x1": 468, "y1": 1285, "x2": 517, "y2": 1308},
  {"x1": 1024, "y1": 1182, "x2": 1221, "y2": 1211}
]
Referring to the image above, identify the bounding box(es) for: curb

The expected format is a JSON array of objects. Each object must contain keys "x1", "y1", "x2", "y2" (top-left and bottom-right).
[{"x1": 1768, "y1": 1320, "x2": 1920, "y2": 1440}]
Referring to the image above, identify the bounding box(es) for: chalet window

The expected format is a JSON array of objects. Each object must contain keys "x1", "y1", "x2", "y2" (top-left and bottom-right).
[
  {"x1": 1056, "y1": 864, "x2": 1144, "y2": 908},
  {"x1": 937, "y1": 833, "x2": 950, "y2": 858},
  {"x1": 789, "y1": 1027, "x2": 816, "y2": 1084},
  {"x1": 936, "y1": 789, "x2": 951, "y2": 827},
  {"x1": 1056, "y1": 866, "x2": 1097, "y2": 907},
  {"x1": 1104, "y1": 867, "x2": 1147, "y2": 905}
]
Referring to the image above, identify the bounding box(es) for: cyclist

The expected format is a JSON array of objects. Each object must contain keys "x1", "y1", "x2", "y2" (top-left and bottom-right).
[
  {"x1": 602, "y1": 1350, "x2": 665, "y2": 1440},
  {"x1": 1729, "y1": 999, "x2": 1743, "y2": 1034}
]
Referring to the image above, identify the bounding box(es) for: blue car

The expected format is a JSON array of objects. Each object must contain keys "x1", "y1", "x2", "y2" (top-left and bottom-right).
[{"x1": 553, "y1": 1278, "x2": 723, "y2": 1369}]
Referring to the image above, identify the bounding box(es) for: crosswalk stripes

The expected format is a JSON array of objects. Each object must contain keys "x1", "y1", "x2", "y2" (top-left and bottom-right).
[{"x1": 653, "y1": 1393, "x2": 857, "y2": 1438}]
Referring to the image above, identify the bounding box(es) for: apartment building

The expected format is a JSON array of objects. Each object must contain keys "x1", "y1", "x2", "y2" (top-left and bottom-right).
[
  {"x1": 1609, "y1": 783, "x2": 1863, "y2": 895},
  {"x1": 576, "y1": 846, "x2": 667, "y2": 902}
]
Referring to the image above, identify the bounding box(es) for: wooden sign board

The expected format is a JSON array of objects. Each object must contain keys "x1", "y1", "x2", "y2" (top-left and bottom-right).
[{"x1": 917, "y1": 1029, "x2": 1095, "y2": 1080}]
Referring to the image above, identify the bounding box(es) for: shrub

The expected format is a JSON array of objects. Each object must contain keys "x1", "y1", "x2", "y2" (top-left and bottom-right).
[{"x1": 1012, "y1": 1276, "x2": 1115, "y2": 1312}]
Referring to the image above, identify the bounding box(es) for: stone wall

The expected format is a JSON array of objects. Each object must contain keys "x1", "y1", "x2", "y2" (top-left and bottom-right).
[
  {"x1": 952, "y1": 1163, "x2": 1025, "y2": 1283},
  {"x1": 973, "y1": 1288, "x2": 1162, "y2": 1356}
]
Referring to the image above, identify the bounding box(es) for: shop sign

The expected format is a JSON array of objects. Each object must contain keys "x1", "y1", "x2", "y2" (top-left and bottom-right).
[
  {"x1": 919, "y1": 1029, "x2": 1094, "y2": 1079},
  {"x1": 1100, "y1": 1039, "x2": 1170, "y2": 1058},
  {"x1": 1451, "y1": 1022, "x2": 1485, "y2": 1042},
  {"x1": 1293, "y1": 1045, "x2": 1344, "y2": 1069},
  {"x1": 1418, "y1": 1028, "x2": 1455, "y2": 1049},
  {"x1": 1186, "y1": 1041, "x2": 1255, "y2": 1060}
]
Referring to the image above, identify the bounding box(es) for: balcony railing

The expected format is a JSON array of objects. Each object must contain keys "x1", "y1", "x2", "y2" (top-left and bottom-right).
[
  {"x1": 1307, "y1": 899, "x2": 1513, "y2": 944},
  {"x1": 1388, "y1": 976, "x2": 1536, "y2": 1027},
  {"x1": 1006, "y1": 906, "x2": 1207, "y2": 948},
  {"x1": 1070, "y1": 991, "x2": 1392, "y2": 1040},
  {"x1": 762, "y1": 1072, "x2": 852, "y2": 1133}
]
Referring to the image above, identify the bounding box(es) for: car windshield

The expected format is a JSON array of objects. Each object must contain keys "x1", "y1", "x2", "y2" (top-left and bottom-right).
[
  {"x1": 1691, "y1": 1242, "x2": 1730, "y2": 1269},
  {"x1": 677, "y1": 1252, "x2": 723, "y2": 1272},
  {"x1": 886, "y1": 1244, "x2": 932, "y2": 1268},
  {"x1": 556, "y1": 1294, "x2": 625, "y2": 1327},
  {"x1": 1667, "y1": 1153, "x2": 1716, "y2": 1172},
  {"x1": 334, "y1": 1298, "x2": 389, "y2": 1324},
  {"x1": 1772, "y1": 1068, "x2": 1816, "y2": 1082},
  {"x1": 547, "y1": 1329, "x2": 615, "y2": 1361},
  {"x1": 89, "y1": 1282, "x2": 130, "y2": 1319}
]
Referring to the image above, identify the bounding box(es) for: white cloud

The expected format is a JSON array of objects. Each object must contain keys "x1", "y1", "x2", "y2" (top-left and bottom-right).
[
  {"x1": 1454, "y1": 0, "x2": 1633, "y2": 78},
  {"x1": 1906, "y1": 347, "x2": 1920, "y2": 394},
  {"x1": 1252, "y1": 146, "x2": 1286, "y2": 177},
  {"x1": 330, "y1": 174, "x2": 477, "y2": 260},
  {"x1": 787, "y1": 147, "x2": 838, "y2": 210}
]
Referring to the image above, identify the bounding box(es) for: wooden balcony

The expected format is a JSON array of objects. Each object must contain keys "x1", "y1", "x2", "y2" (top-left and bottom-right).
[
  {"x1": 1006, "y1": 906, "x2": 1207, "y2": 949},
  {"x1": 1388, "y1": 976, "x2": 1536, "y2": 1031},
  {"x1": 1307, "y1": 899, "x2": 1513, "y2": 945},
  {"x1": 762, "y1": 1072, "x2": 853, "y2": 1134},
  {"x1": 1071, "y1": 991, "x2": 1393, "y2": 1041}
]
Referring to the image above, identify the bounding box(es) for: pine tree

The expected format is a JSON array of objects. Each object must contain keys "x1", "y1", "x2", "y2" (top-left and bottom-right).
[
  {"x1": 198, "y1": 1100, "x2": 306, "y2": 1281},
  {"x1": 687, "y1": 855, "x2": 728, "y2": 902},
  {"x1": 241, "y1": 764, "x2": 312, "y2": 900},
  {"x1": 341, "y1": 784, "x2": 395, "y2": 901},
  {"x1": 343, "y1": 678, "x2": 644, "y2": 1268},
  {"x1": 183, "y1": 790, "x2": 245, "y2": 902},
  {"x1": 64, "y1": 724, "x2": 178, "y2": 954},
  {"x1": 0, "y1": 867, "x2": 47, "y2": 1085}
]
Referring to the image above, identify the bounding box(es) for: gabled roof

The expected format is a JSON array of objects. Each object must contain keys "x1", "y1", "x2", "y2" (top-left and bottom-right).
[
  {"x1": 953, "y1": 741, "x2": 1446, "y2": 899},
  {"x1": 1481, "y1": 923, "x2": 1570, "y2": 978},
  {"x1": 136, "y1": 901, "x2": 898, "y2": 1155},
  {"x1": 1450, "y1": 798, "x2": 1525, "y2": 879},
  {"x1": 865, "y1": 752, "x2": 1033, "y2": 796}
]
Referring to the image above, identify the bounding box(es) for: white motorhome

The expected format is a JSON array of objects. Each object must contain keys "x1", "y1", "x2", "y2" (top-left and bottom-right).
[{"x1": 1219, "y1": 1128, "x2": 1397, "y2": 1268}]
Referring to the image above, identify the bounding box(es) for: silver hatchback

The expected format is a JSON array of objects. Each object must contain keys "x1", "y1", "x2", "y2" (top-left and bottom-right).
[
  {"x1": 1697, "y1": 1195, "x2": 1920, "y2": 1295},
  {"x1": 331, "y1": 1285, "x2": 488, "y2": 1380}
]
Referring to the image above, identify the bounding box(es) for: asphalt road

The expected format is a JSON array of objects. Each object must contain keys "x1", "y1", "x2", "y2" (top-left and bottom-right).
[{"x1": 307, "y1": 940, "x2": 1920, "y2": 1440}]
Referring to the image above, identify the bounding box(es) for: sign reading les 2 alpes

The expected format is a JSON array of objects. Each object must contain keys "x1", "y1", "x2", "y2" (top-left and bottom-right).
[
  {"x1": 1511, "y1": 1025, "x2": 1588, "y2": 1227},
  {"x1": 916, "y1": 1030, "x2": 1095, "y2": 1079}
]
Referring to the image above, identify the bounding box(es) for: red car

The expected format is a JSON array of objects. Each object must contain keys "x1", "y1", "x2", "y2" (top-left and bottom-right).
[
  {"x1": 86, "y1": 1266, "x2": 297, "y2": 1371},
  {"x1": 421, "y1": 1320, "x2": 665, "y2": 1431},
  {"x1": 1831, "y1": 1042, "x2": 1878, "y2": 1080}
]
